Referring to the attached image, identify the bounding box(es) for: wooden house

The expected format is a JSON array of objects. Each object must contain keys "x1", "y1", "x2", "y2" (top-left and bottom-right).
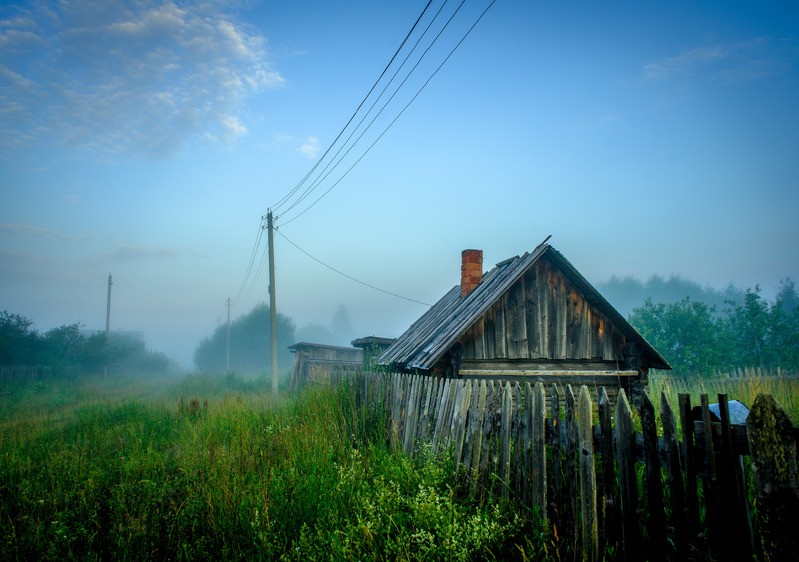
[{"x1": 378, "y1": 239, "x2": 670, "y2": 399}]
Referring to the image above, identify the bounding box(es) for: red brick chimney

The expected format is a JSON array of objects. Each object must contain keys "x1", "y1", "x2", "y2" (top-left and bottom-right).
[{"x1": 461, "y1": 249, "x2": 483, "y2": 298}]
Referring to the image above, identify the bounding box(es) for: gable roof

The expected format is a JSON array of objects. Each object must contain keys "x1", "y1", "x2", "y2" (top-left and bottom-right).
[{"x1": 379, "y1": 240, "x2": 670, "y2": 371}]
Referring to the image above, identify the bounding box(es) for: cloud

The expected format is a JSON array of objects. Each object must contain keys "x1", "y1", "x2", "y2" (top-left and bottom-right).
[
  {"x1": 298, "y1": 136, "x2": 321, "y2": 159},
  {"x1": 642, "y1": 38, "x2": 795, "y2": 86},
  {"x1": 0, "y1": 222, "x2": 89, "y2": 241},
  {"x1": 0, "y1": 0, "x2": 283, "y2": 157},
  {"x1": 93, "y1": 245, "x2": 200, "y2": 264}
]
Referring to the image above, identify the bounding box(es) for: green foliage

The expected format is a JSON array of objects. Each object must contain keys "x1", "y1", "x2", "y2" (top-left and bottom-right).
[
  {"x1": 0, "y1": 375, "x2": 537, "y2": 560},
  {"x1": 0, "y1": 311, "x2": 174, "y2": 377},
  {"x1": 629, "y1": 279, "x2": 799, "y2": 375},
  {"x1": 0, "y1": 310, "x2": 40, "y2": 365},
  {"x1": 193, "y1": 302, "x2": 296, "y2": 374},
  {"x1": 629, "y1": 297, "x2": 724, "y2": 376},
  {"x1": 597, "y1": 274, "x2": 743, "y2": 319}
]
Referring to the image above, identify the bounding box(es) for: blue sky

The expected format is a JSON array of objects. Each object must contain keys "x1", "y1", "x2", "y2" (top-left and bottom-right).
[{"x1": 2, "y1": 0, "x2": 798, "y2": 367}]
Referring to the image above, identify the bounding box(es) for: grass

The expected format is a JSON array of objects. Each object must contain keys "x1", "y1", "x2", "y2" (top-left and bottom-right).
[
  {"x1": 0, "y1": 373, "x2": 537, "y2": 561},
  {"x1": 649, "y1": 370, "x2": 799, "y2": 424}
]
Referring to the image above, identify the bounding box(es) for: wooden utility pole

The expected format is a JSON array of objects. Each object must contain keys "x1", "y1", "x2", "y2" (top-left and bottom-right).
[
  {"x1": 105, "y1": 273, "x2": 112, "y2": 377},
  {"x1": 267, "y1": 211, "x2": 278, "y2": 393},
  {"x1": 225, "y1": 297, "x2": 231, "y2": 374}
]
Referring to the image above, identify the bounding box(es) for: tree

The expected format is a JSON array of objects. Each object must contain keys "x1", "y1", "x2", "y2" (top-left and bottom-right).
[
  {"x1": 768, "y1": 278, "x2": 799, "y2": 370},
  {"x1": 193, "y1": 303, "x2": 296, "y2": 374},
  {"x1": 629, "y1": 297, "x2": 725, "y2": 376},
  {"x1": 723, "y1": 286, "x2": 771, "y2": 368},
  {"x1": 0, "y1": 311, "x2": 40, "y2": 365},
  {"x1": 331, "y1": 304, "x2": 356, "y2": 346}
]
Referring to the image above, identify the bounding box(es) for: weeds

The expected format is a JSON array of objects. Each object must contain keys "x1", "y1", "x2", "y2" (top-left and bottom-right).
[{"x1": 0, "y1": 373, "x2": 540, "y2": 560}]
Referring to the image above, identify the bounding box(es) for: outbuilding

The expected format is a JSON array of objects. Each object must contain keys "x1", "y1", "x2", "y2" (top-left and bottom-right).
[{"x1": 378, "y1": 239, "x2": 670, "y2": 400}]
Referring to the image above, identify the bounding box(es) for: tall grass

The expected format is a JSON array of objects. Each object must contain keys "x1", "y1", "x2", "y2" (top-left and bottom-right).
[
  {"x1": 0, "y1": 373, "x2": 536, "y2": 560},
  {"x1": 649, "y1": 370, "x2": 799, "y2": 424}
]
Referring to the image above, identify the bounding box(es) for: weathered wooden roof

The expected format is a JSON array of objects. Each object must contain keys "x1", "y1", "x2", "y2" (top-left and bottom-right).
[{"x1": 379, "y1": 241, "x2": 671, "y2": 371}]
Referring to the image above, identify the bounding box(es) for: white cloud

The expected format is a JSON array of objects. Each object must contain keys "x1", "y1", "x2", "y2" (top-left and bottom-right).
[
  {"x1": 299, "y1": 136, "x2": 321, "y2": 159},
  {"x1": 0, "y1": 0, "x2": 283, "y2": 157},
  {"x1": 643, "y1": 38, "x2": 795, "y2": 86}
]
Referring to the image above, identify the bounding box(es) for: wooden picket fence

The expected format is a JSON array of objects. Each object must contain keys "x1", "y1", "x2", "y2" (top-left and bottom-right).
[
  {"x1": 0, "y1": 365, "x2": 52, "y2": 383},
  {"x1": 350, "y1": 372, "x2": 799, "y2": 561}
]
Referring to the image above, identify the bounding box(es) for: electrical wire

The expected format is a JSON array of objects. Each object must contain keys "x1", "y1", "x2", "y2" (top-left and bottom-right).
[
  {"x1": 279, "y1": 0, "x2": 496, "y2": 227},
  {"x1": 270, "y1": 0, "x2": 436, "y2": 214},
  {"x1": 114, "y1": 279, "x2": 217, "y2": 312},
  {"x1": 277, "y1": 229, "x2": 432, "y2": 307},
  {"x1": 232, "y1": 217, "x2": 266, "y2": 306},
  {"x1": 22, "y1": 275, "x2": 106, "y2": 318},
  {"x1": 277, "y1": 0, "x2": 454, "y2": 218}
]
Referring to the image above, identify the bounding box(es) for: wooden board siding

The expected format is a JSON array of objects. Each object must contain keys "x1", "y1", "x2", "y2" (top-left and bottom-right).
[{"x1": 459, "y1": 257, "x2": 626, "y2": 364}]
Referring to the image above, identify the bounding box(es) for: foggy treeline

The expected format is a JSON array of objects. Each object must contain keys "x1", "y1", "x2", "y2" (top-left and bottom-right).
[
  {"x1": 3, "y1": 274, "x2": 798, "y2": 380},
  {"x1": 0, "y1": 311, "x2": 176, "y2": 377},
  {"x1": 595, "y1": 273, "x2": 746, "y2": 318}
]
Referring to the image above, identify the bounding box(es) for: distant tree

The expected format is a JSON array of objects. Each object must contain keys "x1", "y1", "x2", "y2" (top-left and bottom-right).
[
  {"x1": 193, "y1": 303, "x2": 296, "y2": 374},
  {"x1": 723, "y1": 286, "x2": 771, "y2": 368},
  {"x1": 629, "y1": 297, "x2": 725, "y2": 376},
  {"x1": 0, "y1": 311, "x2": 40, "y2": 365},
  {"x1": 295, "y1": 323, "x2": 336, "y2": 345},
  {"x1": 331, "y1": 304, "x2": 355, "y2": 346},
  {"x1": 598, "y1": 274, "x2": 744, "y2": 318},
  {"x1": 41, "y1": 323, "x2": 86, "y2": 373},
  {"x1": 770, "y1": 278, "x2": 799, "y2": 369}
]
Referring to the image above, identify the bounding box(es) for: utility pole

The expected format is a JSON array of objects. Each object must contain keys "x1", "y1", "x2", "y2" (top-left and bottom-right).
[
  {"x1": 225, "y1": 297, "x2": 231, "y2": 374},
  {"x1": 105, "y1": 273, "x2": 112, "y2": 377},
  {"x1": 266, "y1": 211, "x2": 278, "y2": 393}
]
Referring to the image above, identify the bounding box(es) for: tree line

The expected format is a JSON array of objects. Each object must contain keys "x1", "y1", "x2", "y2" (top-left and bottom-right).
[
  {"x1": 0, "y1": 311, "x2": 174, "y2": 377},
  {"x1": 628, "y1": 278, "x2": 799, "y2": 376},
  {"x1": 192, "y1": 303, "x2": 296, "y2": 374}
]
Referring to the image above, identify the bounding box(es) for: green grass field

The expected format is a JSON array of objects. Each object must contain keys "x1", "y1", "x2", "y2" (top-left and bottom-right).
[{"x1": 0, "y1": 373, "x2": 535, "y2": 561}]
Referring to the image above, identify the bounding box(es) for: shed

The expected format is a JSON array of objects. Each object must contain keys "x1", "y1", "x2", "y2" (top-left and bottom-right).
[
  {"x1": 379, "y1": 239, "x2": 670, "y2": 399},
  {"x1": 288, "y1": 342, "x2": 363, "y2": 388}
]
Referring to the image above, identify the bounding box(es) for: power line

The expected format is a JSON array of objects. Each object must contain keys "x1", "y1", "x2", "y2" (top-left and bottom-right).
[
  {"x1": 277, "y1": 0, "x2": 454, "y2": 219},
  {"x1": 276, "y1": 0, "x2": 496, "y2": 226},
  {"x1": 232, "y1": 217, "x2": 267, "y2": 307},
  {"x1": 276, "y1": 229, "x2": 432, "y2": 307},
  {"x1": 279, "y1": 0, "x2": 496, "y2": 227},
  {"x1": 270, "y1": 0, "x2": 436, "y2": 214}
]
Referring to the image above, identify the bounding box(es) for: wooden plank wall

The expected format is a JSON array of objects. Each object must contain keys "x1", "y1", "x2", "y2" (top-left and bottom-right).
[
  {"x1": 461, "y1": 259, "x2": 625, "y2": 363},
  {"x1": 357, "y1": 372, "x2": 799, "y2": 562}
]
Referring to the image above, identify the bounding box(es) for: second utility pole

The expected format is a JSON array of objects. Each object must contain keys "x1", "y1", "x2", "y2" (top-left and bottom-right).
[{"x1": 267, "y1": 211, "x2": 278, "y2": 394}]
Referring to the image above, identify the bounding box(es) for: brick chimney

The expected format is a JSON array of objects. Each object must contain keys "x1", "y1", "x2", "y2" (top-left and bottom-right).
[{"x1": 461, "y1": 249, "x2": 483, "y2": 298}]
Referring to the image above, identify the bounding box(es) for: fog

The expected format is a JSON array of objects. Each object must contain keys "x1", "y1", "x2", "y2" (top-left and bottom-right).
[{"x1": 2, "y1": 1, "x2": 797, "y2": 370}]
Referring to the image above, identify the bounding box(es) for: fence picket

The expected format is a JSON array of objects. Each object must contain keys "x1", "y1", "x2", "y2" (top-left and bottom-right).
[
  {"x1": 660, "y1": 391, "x2": 687, "y2": 559},
  {"x1": 598, "y1": 387, "x2": 617, "y2": 556},
  {"x1": 452, "y1": 380, "x2": 473, "y2": 467},
  {"x1": 578, "y1": 386, "x2": 598, "y2": 562},
  {"x1": 564, "y1": 385, "x2": 578, "y2": 553},
  {"x1": 718, "y1": 394, "x2": 754, "y2": 559},
  {"x1": 746, "y1": 393, "x2": 799, "y2": 561},
  {"x1": 678, "y1": 393, "x2": 700, "y2": 537},
  {"x1": 615, "y1": 388, "x2": 640, "y2": 561},
  {"x1": 499, "y1": 382, "x2": 513, "y2": 497},
  {"x1": 699, "y1": 394, "x2": 721, "y2": 557},
  {"x1": 548, "y1": 383, "x2": 562, "y2": 526},
  {"x1": 531, "y1": 382, "x2": 546, "y2": 518},
  {"x1": 641, "y1": 392, "x2": 667, "y2": 560}
]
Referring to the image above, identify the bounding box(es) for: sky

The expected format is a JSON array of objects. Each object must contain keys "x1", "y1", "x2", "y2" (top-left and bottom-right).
[{"x1": 2, "y1": 0, "x2": 798, "y2": 368}]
